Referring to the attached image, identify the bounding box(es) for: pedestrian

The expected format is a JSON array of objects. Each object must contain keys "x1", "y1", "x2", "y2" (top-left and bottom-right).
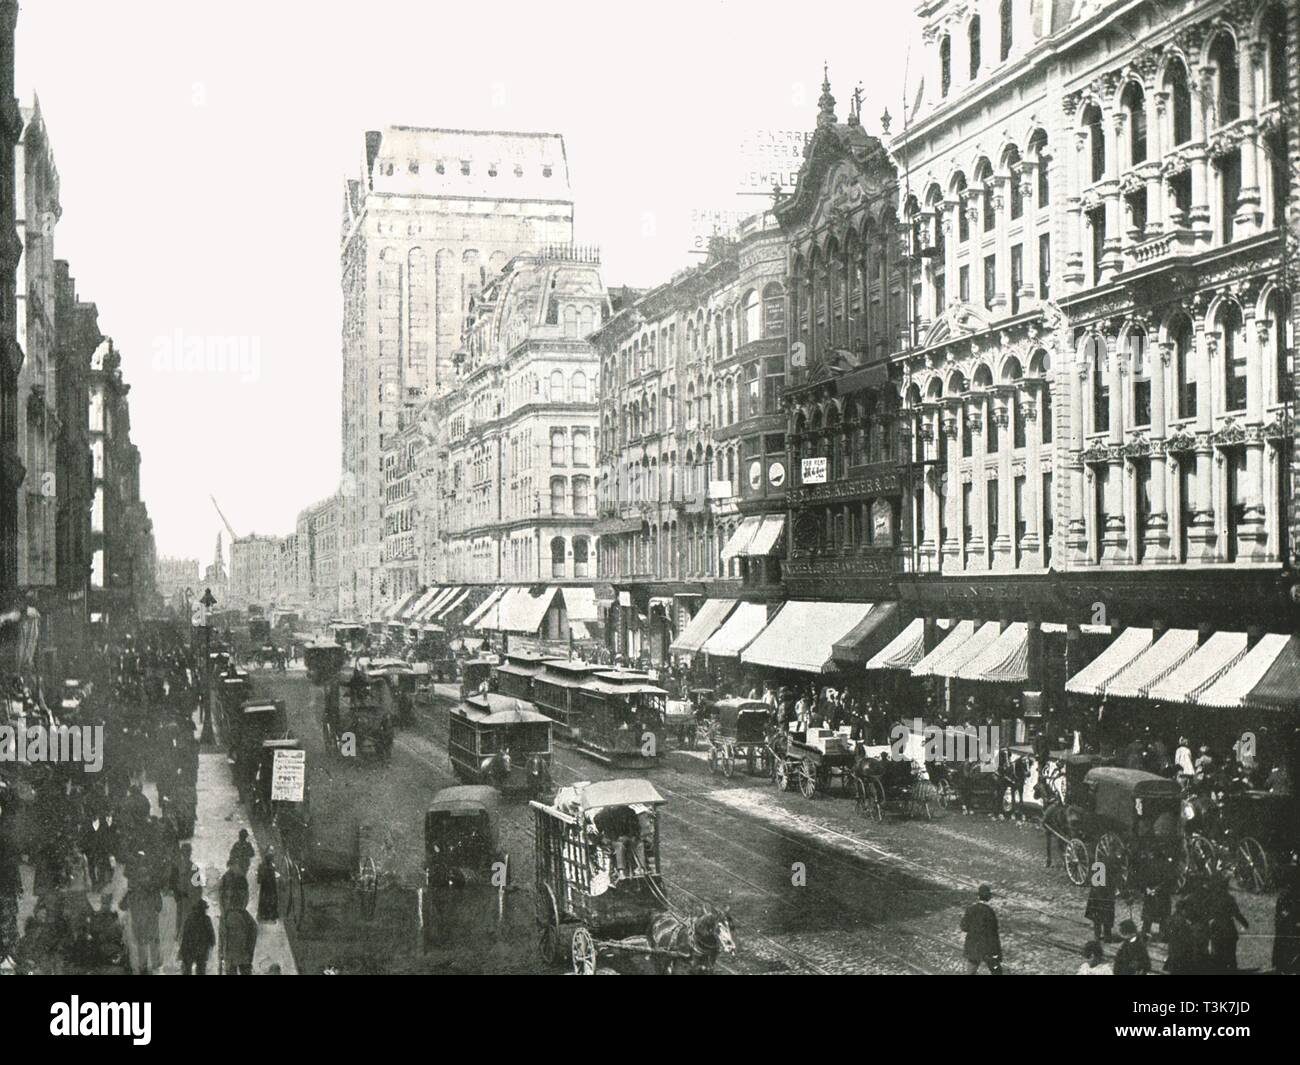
[
  {"x1": 119, "y1": 880, "x2": 163, "y2": 974},
  {"x1": 1140, "y1": 880, "x2": 1171, "y2": 942},
  {"x1": 1206, "y1": 876, "x2": 1248, "y2": 972},
  {"x1": 1272, "y1": 863, "x2": 1300, "y2": 974},
  {"x1": 960, "y1": 884, "x2": 1002, "y2": 974},
  {"x1": 1085, "y1": 874, "x2": 1116, "y2": 943},
  {"x1": 229, "y1": 828, "x2": 255, "y2": 876},
  {"x1": 179, "y1": 899, "x2": 215, "y2": 975},
  {"x1": 257, "y1": 848, "x2": 279, "y2": 921},
  {"x1": 222, "y1": 904, "x2": 258, "y2": 975},
  {"x1": 1174, "y1": 736, "x2": 1195, "y2": 779},
  {"x1": 1077, "y1": 940, "x2": 1110, "y2": 975},
  {"x1": 173, "y1": 842, "x2": 199, "y2": 941},
  {"x1": 220, "y1": 859, "x2": 249, "y2": 914},
  {"x1": 1164, "y1": 897, "x2": 1204, "y2": 975},
  {"x1": 1113, "y1": 919, "x2": 1151, "y2": 975}
]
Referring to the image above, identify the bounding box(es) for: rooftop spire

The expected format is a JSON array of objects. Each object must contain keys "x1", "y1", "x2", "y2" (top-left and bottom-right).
[{"x1": 817, "y1": 62, "x2": 836, "y2": 128}]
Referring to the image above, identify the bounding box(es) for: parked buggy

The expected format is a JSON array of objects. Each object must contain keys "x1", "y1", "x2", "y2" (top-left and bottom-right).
[
  {"x1": 850, "y1": 752, "x2": 947, "y2": 821},
  {"x1": 323, "y1": 668, "x2": 395, "y2": 763},
  {"x1": 707, "y1": 699, "x2": 772, "y2": 778},
  {"x1": 769, "y1": 726, "x2": 856, "y2": 799},
  {"x1": 1185, "y1": 788, "x2": 1295, "y2": 893},
  {"x1": 419, "y1": 786, "x2": 509, "y2": 946}
]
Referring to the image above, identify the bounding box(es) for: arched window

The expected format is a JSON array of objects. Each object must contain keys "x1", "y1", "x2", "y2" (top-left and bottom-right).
[
  {"x1": 1086, "y1": 334, "x2": 1110, "y2": 433},
  {"x1": 550, "y1": 477, "x2": 567, "y2": 515},
  {"x1": 741, "y1": 289, "x2": 761, "y2": 344},
  {"x1": 745, "y1": 363, "x2": 761, "y2": 419},
  {"x1": 572, "y1": 429, "x2": 589, "y2": 467},
  {"x1": 1269, "y1": 290, "x2": 1294, "y2": 404},
  {"x1": 1029, "y1": 130, "x2": 1049, "y2": 206},
  {"x1": 999, "y1": 0, "x2": 1013, "y2": 61},
  {"x1": 1122, "y1": 82, "x2": 1147, "y2": 165},
  {"x1": 572, "y1": 476, "x2": 590, "y2": 516},
  {"x1": 550, "y1": 536, "x2": 566, "y2": 577},
  {"x1": 762, "y1": 282, "x2": 785, "y2": 337},
  {"x1": 572, "y1": 537, "x2": 590, "y2": 578},
  {"x1": 549, "y1": 369, "x2": 565, "y2": 402},
  {"x1": 571, "y1": 372, "x2": 588, "y2": 403},
  {"x1": 940, "y1": 35, "x2": 952, "y2": 97},
  {"x1": 1221, "y1": 302, "x2": 1247, "y2": 412},
  {"x1": 1129, "y1": 327, "x2": 1151, "y2": 427},
  {"x1": 562, "y1": 305, "x2": 578, "y2": 337},
  {"x1": 968, "y1": 15, "x2": 982, "y2": 80},
  {"x1": 1208, "y1": 33, "x2": 1240, "y2": 125},
  {"x1": 1265, "y1": 5, "x2": 1288, "y2": 103},
  {"x1": 1004, "y1": 147, "x2": 1023, "y2": 220},
  {"x1": 1082, "y1": 104, "x2": 1106, "y2": 183},
  {"x1": 973, "y1": 159, "x2": 994, "y2": 232},
  {"x1": 550, "y1": 428, "x2": 566, "y2": 465},
  {"x1": 1168, "y1": 61, "x2": 1193, "y2": 145},
  {"x1": 952, "y1": 172, "x2": 970, "y2": 242}
]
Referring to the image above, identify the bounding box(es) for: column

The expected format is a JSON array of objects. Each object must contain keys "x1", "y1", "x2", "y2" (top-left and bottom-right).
[
  {"x1": 966, "y1": 398, "x2": 987, "y2": 568},
  {"x1": 967, "y1": 190, "x2": 986, "y2": 307},
  {"x1": 943, "y1": 198, "x2": 959, "y2": 306},
  {"x1": 1238, "y1": 307, "x2": 1268, "y2": 558},
  {"x1": 1065, "y1": 129, "x2": 1087, "y2": 287},
  {"x1": 1187, "y1": 314, "x2": 1217, "y2": 560},
  {"x1": 918, "y1": 210, "x2": 935, "y2": 332},
  {"x1": 1068, "y1": 360, "x2": 1090, "y2": 563},
  {"x1": 1018, "y1": 162, "x2": 1039, "y2": 306},
  {"x1": 1235, "y1": 43, "x2": 1264, "y2": 233},
  {"x1": 1100, "y1": 115, "x2": 1124, "y2": 278},
  {"x1": 991, "y1": 175, "x2": 1011, "y2": 312},
  {"x1": 919, "y1": 404, "x2": 940, "y2": 571},
  {"x1": 993, "y1": 389, "x2": 1014, "y2": 569},
  {"x1": 1021, "y1": 383, "x2": 1041, "y2": 561},
  {"x1": 942, "y1": 401, "x2": 962, "y2": 570},
  {"x1": 1148, "y1": 93, "x2": 1167, "y2": 236},
  {"x1": 1101, "y1": 327, "x2": 1127, "y2": 562},
  {"x1": 1189, "y1": 68, "x2": 1213, "y2": 247},
  {"x1": 1146, "y1": 341, "x2": 1172, "y2": 562}
]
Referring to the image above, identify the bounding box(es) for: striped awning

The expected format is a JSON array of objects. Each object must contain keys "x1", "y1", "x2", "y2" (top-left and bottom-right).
[
  {"x1": 431, "y1": 587, "x2": 471, "y2": 620},
  {"x1": 561, "y1": 586, "x2": 598, "y2": 622},
  {"x1": 400, "y1": 588, "x2": 440, "y2": 622},
  {"x1": 669, "y1": 598, "x2": 737, "y2": 655},
  {"x1": 701, "y1": 602, "x2": 769, "y2": 659},
  {"x1": 1196, "y1": 634, "x2": 1292, "y2": 708},
  {"x1": 931, "y1": 621, "x2": 1002, "y2": 679},
  {"x1": 956, "y1": 622, "x2": 1029, "y2": 683},
  {"x1": 865, "y1": 617, "x2": 927, "y2": 671},
  {"x1": 1147, "y1": 632, "x2": 1249, "y2": 704},
  {"x1": 720, "y1": 517, "x2": 762, "y2": 561},
  {"x1": 1065, "y1": 627, "x2": 1154, "y2": 696},
  {"x1": 1241, "y1": 636, "x2": 1300, "y2": 712},
  {"x1": 461, "y1": 587, "x2": 505, "y2": 629},
  {"x1": 382, "y1": 590, "x2": 419, "y2": 620},
  {"x1": 912, "y1": 620, "x2": 975, "y2": 677},
  {"x1": 1104, "y1": 628, "x2": 1199, "y2": 699},
  {"x1": 745, "y1": 515, "x2": 786, "y2": 557}
]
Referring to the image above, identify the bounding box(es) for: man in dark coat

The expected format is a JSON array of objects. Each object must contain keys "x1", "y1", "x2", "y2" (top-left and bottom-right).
[
  {"x1": 1085, "y1": 874, "x2": 1116, "y2": 942},
  {"x1": 228, "y1": 829, "x2": 255, "y2": 876},
  {"x1": 222, "y1": 904, "x2": 258, "y2": 975},
  {"x1": 1273, "y1": 864, "x2": 1300, "y2": 974},
  {"x1": 179, "y1": 899, "x2": 215, "y2": 975},
  {"x1": 1113, "y1": 919, "x2": 1152, "y2": 974},
  {"x1": 1206, "y1": 876, "x2": 1248, "y2": 972},
  {"x1": 1164, "y1": 898, "x2": 1204, "y2": 974},
  {"x1": 960, "y1": 884, "x2": 1002, "y2": 974}
]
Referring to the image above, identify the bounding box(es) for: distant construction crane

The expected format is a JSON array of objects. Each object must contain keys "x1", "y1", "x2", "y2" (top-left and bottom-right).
[{"x1": 210, "y1": 495, "x2": 240, "y2": 542}]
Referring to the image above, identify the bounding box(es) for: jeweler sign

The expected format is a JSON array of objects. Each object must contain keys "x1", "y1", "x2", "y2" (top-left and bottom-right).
[
  {"x1": 271, "y1": 748, "x2": 306, "y2": 802},
  {"x1": 736, "y1": 129, "x2": 812, "y2": 194},
  {"x1": 801, "y1": 457, "x2": 828, "y2": 484}
]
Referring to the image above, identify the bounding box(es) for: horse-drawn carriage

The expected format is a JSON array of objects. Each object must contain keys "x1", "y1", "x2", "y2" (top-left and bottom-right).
[
  {"x1": 322, "y1": 668, "x2": 395, "y2": 762},
  {"x1": 531, "y1": 779, "x2": 734, "y2": 974},
  {"x1": 849, "y1": 752, "x2": 948, "y2": 821},
  {"x1": 303, "y1": 641, "x2": 347, "y2": 685},
  {"x1": 1043, "y1": 760, "x2": 1188, "y2": 894},
  {"x1": 363, "y1": 657, "x2": 417, "y2": 725},
  {"x1": 419, "y1": 786, "x2": 510, "y2": 946},
  {"x1": 447, "y1": 692, "x2": 553, "y2": 795},
  {"x1": 229, "y1": 699, "x2": 289, "y2": 801},
  {"x1": 769, "y1": 726, "x2": 857, "y2": 799},
  {"x1": 1185, "y1": 788, "x2": 1295, "y2": 893},
  {"x1": 707, "y1": 699, "x2": 772, "y2": 778},
  {"x1": 663, "y1": 687, "x2": 711, "y2": 750}
]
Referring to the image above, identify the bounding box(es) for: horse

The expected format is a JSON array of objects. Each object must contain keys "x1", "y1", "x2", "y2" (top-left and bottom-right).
[
  {"x1": 1041, "y1": 796, "x2": 1083, "y2": 868},
  {"x1": 647, "y1": 907, "x2": 736, "y2": 974}
]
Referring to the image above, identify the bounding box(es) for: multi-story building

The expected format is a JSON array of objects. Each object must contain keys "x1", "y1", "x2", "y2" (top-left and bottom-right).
[
  {"x1": 436, "y1": 246, "x2": 606, "y2": 585},
  {"x1": 592, "y1": 219, "x2": 791, "y2": 661},
  {"x1": 379, "y1": 410, "x2": 422, "y2": 608},
  {"x1": 228, "y1": 534, "x2": 281, "y2": 610},
  {"x1": 770, "y1": 0, "x2": 1298, "y2": 712},
  {"x1": 15, "y1": 98, "x2": 59, "y2": 591},
  {"x1": 155, "y1": 556, "x2": 199, "y2": 613},
  {"x1": 338, "y1": 126, "x2": 574, "y2": 618},
  {"x1": 295, "y1": 494, "x2": 340, "y2": 621},
  {"x1": 0, "y1": 0, "x2": 22, "y2": 599}
]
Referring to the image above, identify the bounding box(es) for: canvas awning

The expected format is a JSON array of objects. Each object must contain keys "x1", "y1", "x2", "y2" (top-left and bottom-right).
[
  {"x1": 956, "y1": 622, "x2": 1029, "y2": 683},
  {"x1": 669, "y1": 598, "x2": 737, "y2": 655},
  {"x1": 701, "y1": 602, "x2": 769, "y2": 658},
  {"x1": 930, "y1": 621, "x2": 1002, "y2": 679},
  {"x1": 561, "y1": 586, "x2": 598, "y2": 622},
  {"x1": 463, "y1": 587, "x2": 506, "y2": 629},
  {"x1": 1241, "y1": 636, "x2": 1300, "y2": 712},
  {"x1": 720, "y1": 517, "x2": 762, "y2": 561},
  {"x1": 1103, "y1": 628, "x2": 1199, "y2": 699},
  {"x1": 1147, "y1": 632, "x2": 1249, "y2": 704},
  {"x1": 1064, "y1": 627, "x2": 1154, "y2": 696},
  {"x1": 865, "y1": 617, "x2": 927, "y2": 671},
  {"x1": 481, "y1": 586, "x2": 559, "y2": 634},
  {"x1": 741, "y1": 601, "x2": 876, "y2": 674},
  {"x1": 911, "y1": 620, "x2": 975, "y2": 677},
  {"x1": 831, "y1": 602, "x2": 900, "y2": 664},
  {"x1": 383, "y1": 590, "x2": 419, "y2": 620},
  {"x1": 745, "y1": 515, "x2": 786, "y2": 557},
  {"x1": 414, "y1": 586, "x2": 458, "y2": 622},
  {"x1": 570, "y1": 620, "x2": 591, "y2": 640},
  {"x1": 400, "y1": 588, "x2": 440, "y2": 622},
  {"x1": 431, "y1": 587, "x2": 470, "y2": 620},
  {"x1": 1196, "y1": 634, "x2": 1292, "y2": 708}
]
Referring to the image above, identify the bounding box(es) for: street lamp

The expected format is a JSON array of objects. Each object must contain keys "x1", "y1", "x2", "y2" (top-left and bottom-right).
[{"x1": 199, "y1": 586, "x2": 217, "y2": 744}]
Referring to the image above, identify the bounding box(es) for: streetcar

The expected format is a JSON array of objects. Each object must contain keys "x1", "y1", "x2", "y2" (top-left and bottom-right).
[
  {"x1": 529, "y1": 659, "x2": 604, "y2": 735},
  {"x1": 568, "y1": 670, "x2": 667, "y2": 767},
  {"x1": 494, "y1": 651, "x2": 554, "y2": 702},
  {"x1": 447, "y1": 691, "x2": 553, "y2": 795}
]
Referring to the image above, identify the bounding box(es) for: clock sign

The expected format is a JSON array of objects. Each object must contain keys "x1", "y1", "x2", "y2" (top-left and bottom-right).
[
  {"x1": 748, "y1": 460, "x2": 762, "y2": 491},
  {"x1": 767, "y1": 460, "x2": 786, "y2": 488}
]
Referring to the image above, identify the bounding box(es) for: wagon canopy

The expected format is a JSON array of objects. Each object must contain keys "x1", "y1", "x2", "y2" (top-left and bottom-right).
[
  {"x1": 428, "y1": 785, "x2": 500, "y2": 818},
  {"x1": 717, "y1": 699, "x2": 769, "y2": 732},
  {"x1": 577, "y1": 779, "x2": 665, "y2": 812}
]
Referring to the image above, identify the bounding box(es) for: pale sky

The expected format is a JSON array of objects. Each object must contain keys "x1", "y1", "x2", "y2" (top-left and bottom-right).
[{"x1": 14, "y1": 0, "x2": 914, "y2": 564}]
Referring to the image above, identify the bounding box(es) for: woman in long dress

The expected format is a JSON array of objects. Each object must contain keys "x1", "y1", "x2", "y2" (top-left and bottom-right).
[{"x1": 256, "y1": 848, "x2": 279, "y2": 921}]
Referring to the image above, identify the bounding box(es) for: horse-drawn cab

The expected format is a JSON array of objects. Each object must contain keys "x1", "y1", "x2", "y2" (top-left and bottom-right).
[
  {"x1": 1186, "y1": 788, "x2": 1295, "y2": 893},
  {"x1": 363, "y1": 657, "x2": 417, "y2": 725},
  {"x1": 448, "y1": 692, "x2": 553, "y2": 796},
  {"x1": 1046, "y1": 764, "x2": 1187, "y2": 894},
  {"x1": 707, "y1": 699, "x2": 772, "y2": 778},
  {"x1": 252, "y1": 737, "x2": 308, "y2": 818},
  {"x1": 303, "y1": 641, "x2": 347, "y2": 685},
  {"x1": 421, "y1": 785, "x2": 509, "y2": 945},
  {"x1": 213, "y1": 667, "x2": 252, "y2": 746},
  {"x1": 323, "y1": 667, "x2": 395, "y2": 762},
  {"x1": 459, "y1": 656, "x2": 499, "y2": 702},
  {"x1": 231, "y1": 699, "x2": 289, "y2": 801}
]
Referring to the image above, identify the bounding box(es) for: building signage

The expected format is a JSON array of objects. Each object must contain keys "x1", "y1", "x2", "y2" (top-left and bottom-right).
[
  {"x1": 270, "y1": 748, "x2": 306, "y2": 802},
  {"x1": 801, "y1": 457, "x2": 827, "y2": 484},
  {"x1": 736, "y1": 129, "x2": 812, "y2": 195}
]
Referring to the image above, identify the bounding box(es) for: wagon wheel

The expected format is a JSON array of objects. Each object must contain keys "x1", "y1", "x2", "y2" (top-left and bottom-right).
[
  {"x1": 536, "y1": 886, "x2": 563, "y2": 967},
  {"x1": 746, "y1": 748, "x2": 757, "y2": 775},
  {"x1": 1189, "y1": 834, "x2": 1217, "y2": 879},
  {"x1": 1064, "y1": 838, "x2": 1089, "y2": 886},
  {"x1": 707, "y1": 745, "x2": 718, "y2": 775},
  {"x1": 496, "y1": 853, "x2": 510, "y2": 927},
  {"x1": 281, "y1": 853, "x2": 306, "y2": 930},
  {"x1": 1095, "y1": 832, "x2": 1129, "y2": 895},
  {"x1": 356, "y1": 856, "x2": 379, "y2": 918},
  {"x1": 571, "y1": 926, "x2": 597, "y2": 975},
  {"x1": 775, "y1": 758, "x2": 792, "y2": 792},
  {"x1": 418, "y1": 885, "x2": 438, "y2": 950},
  {"x1": 721, "y1": 746, "x2": 736, "y2": 779},
  {"x1": 1233, "y1": 836, "x2": 1269, "y2": 894},
  {"x1": 861, "y1": 778, "x2": 884, "y2": 822},
  {"x1": 935, "y1": 780, "x2": 956, "y2": 810},
  {"x1": 798, "y1": 758, "x2": 819, "y2": 799}
]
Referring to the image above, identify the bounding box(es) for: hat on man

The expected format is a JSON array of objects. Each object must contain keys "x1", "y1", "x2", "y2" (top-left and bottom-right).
[{"x1": 977, "y1": 884, "x2": 992, "y2": 901}]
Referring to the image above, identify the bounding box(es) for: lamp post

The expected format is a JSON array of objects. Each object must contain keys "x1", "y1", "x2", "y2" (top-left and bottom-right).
[{"x1": 200, "y1": 586, "x2": 217, "y2": 744}]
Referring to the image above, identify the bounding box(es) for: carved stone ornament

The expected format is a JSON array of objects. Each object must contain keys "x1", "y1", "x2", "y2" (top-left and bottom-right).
[
  {"x1": 1121, "y1": 433, "x2": 1151, "y2": 460},
  {"x1": 1211, "y1": 417, "x2": 1246, "y2": 447},
  {"x1": 1081, "y1": 442, "x2": 1113, "y2": 465}
]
